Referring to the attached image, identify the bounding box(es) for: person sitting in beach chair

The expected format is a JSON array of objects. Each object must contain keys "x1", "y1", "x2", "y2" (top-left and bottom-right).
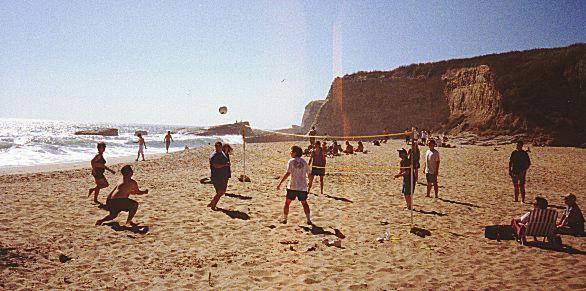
[
  {"x1": 511, "y1": 197, "x2": 558, "y2": 245},
  {"x1": 557, "y1": 194, "x2": 585, "y2": 236},
  {"x1": 96, "y1": 165, "x2": 149, "y2": 226}
]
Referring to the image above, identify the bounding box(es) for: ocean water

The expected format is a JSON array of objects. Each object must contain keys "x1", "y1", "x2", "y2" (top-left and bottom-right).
[{"x1": 0, "y1": 118, "x2": 242, "y2": 168}]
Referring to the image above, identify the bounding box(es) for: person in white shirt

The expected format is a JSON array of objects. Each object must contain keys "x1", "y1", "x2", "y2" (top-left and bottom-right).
[
  {"x1": 421, "y1": 129, "x2": 428, "y2": 144},
  {"x1": 276, "y1": 145, "x2": 312, "y2": 225},
  {"x1": 423, "y1": 139, "x2": 441, "y2": 198}
]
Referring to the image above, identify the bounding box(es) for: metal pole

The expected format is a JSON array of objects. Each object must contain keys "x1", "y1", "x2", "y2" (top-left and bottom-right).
[
  {"x1": 242, "y1": 126, "x2": 246, "y2": 180},
  {"x1": 410, "y1": 127, "x2": 415, "y2": 227}
]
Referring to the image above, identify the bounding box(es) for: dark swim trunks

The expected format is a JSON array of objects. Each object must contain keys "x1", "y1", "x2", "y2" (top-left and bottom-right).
[
  {"x1": 212, "y1": 178, "x2": 228, "y2": 192},
  {"x1": 107, "y1": 198, "x2": 136, "y2": 215},
  {"x1": 286, "y1": 189, "x2": 308, "y2": 201},
  {"x1": 311, "y1": 166, "x2": 325, "y2": 176}
]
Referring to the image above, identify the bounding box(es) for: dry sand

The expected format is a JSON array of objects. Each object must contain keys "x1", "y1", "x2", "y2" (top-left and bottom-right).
[{"x1": 1, "y1": 140, "x2": 585, "y2": 289}]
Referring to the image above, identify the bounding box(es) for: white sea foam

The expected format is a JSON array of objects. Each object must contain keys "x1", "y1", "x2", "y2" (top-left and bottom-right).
[{"x1": 0, "y1": 118, "x2": 242, "y2": 168}]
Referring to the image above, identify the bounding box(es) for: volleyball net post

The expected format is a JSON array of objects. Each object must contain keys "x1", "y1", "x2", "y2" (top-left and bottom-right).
[
  {"x1": 241, "y1": 125, "x2": 246, "y2": 181},
  {"x1": 410, "y1": 127, "x2": 415, "y2": 227}
]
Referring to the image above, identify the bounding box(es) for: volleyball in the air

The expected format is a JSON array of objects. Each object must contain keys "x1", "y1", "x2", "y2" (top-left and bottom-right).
[{"x1": 219, "y1": 106, "x2": 228, "y2": 115}]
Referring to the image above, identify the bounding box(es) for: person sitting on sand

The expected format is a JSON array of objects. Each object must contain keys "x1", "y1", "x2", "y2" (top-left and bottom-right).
[
  {"x1": 435, "y1": 136, "x2": 443, "y2": 147},
  {"x1": 394, "y1": 148, "x2": 414, "y2": 210},
  {"x1": 276, "y1": 146, "x2": 312, "y2": 225},
  {"x1": 557, "y1": 194, "x2": 585, "y2": 236},
  {"x1": 89, "y1": 142, "x2": 116, "y2": 204},
  {"x1": 164, "y1": 131, "x2": 174, "y2": 153},
  {"x1": 308, "y1": 141, "x2": 326, "y2": 195},
  {"x1": 331, "y1": 141, "x2": 340, "y2": 156},
  {"x1": 511, "y1": 196, "x2": 548, "y2": 237},
  {"x1": 96, "y1": 165, "x2": 148, "y2": 226},
  {"x1": 356, "y1": 141, "x2": 364, "y2": 152},
  {"x1": 135, "y1": 133, "x2": 147, "y2": 161},
  {"x1": 343, "y1": 141, "x2": 354, "y2": 154},
  {"x1": 208, "y1": 142, "x2": 230, "y2": 210}
]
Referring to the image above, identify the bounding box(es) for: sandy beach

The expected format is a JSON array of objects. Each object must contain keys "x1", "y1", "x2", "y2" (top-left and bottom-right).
[{"x1": 1, "y1": 140, "x2": 585, "y2": 289}]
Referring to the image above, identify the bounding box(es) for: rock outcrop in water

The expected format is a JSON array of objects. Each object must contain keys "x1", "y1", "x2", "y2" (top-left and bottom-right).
[
  {"x1": 307, "y1": 44, "x2": 586, "y2": 146},
  {"x1": 178, "y1": 121, "x2": 253, "y2": 136},
  {"x1": 74, "y1": 128, "x2": 119, "y2": 136}
]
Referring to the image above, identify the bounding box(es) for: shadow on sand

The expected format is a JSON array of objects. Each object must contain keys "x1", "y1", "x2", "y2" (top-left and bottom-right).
[
  {"x1": 524, "y1": 241, "x2": 586, "y2": 256},
  {"x1": 438, "y1": 198, "x2": 481, "y2": 208},
  {"x1": 103, "y1": 222, "x2": 149, "y2": 234},
  {"x1": 324, "y1": 194, "x2": 353, "y2": 203},
  {"x1": 225, "y1": 193, "x2": 252, "y2": 200},
  {"x1": 216, "y1": 207, "x2": 250, "y2": 220},
  {"x1": 299, "y1": 224, "x2": 335, "y2": 236},
  {"x1": 414, "y1": 208, "x2": 447, "y2": 217}
]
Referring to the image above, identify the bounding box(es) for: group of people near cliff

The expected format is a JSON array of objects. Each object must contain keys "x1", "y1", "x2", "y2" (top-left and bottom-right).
[{"x1": 87, "y1": 127, "x2": 584, "y2": 242}]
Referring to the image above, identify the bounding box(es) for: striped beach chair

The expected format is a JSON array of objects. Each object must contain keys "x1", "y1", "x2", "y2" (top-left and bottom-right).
[{"x1": 521, "y1": 208, "x2": 558, "y2": 245}]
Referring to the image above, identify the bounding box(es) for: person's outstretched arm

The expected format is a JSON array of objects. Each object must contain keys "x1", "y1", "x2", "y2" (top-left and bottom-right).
[{"x1": 276, "y1": 172, "x2": 291, "y2": 190}]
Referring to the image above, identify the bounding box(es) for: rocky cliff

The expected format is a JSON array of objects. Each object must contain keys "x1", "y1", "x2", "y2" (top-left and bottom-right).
[
  {"x1": 309, "y1": 44, "x2": 586, "y2": 146},
  {"x1": 301, "y1": 100, "x2": 326, "y2": 131}
]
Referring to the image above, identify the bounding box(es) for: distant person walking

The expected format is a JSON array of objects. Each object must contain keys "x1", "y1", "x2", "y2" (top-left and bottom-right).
[
  {"x1": 509, "y1": 141, "x2": 531, "y2": 203},
  {"x1": 135, "y1": 133, "x2": 147, "y2": 161},
  {"x1": 423, "y1": 139, "x2": 440, "y2": 198},
  {"x1": 164, "y1": 131, "x2": 174, "y2": 153},
  {"x1": 308, "y1": 141, "x2": 326, "y2": 195},
  {"x1": 276, "y1": 145, "x2": 312, "y2": 225},
  {"x1": 89, "y1": 142, "x2": 115, "y2": 204},
  {"x1": 308, "y1": 126, "x2": 317, "y2": 146},
  {"x1": 207, "y1": 142, "x2": 231, "y2": 210}
]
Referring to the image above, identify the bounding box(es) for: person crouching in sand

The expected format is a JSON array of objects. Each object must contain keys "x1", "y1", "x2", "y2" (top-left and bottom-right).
[
  {"x1": 276, "y1": 145, "x2": 312, "y2": 225},
  {"x1": 96, "y1": 165, "x2": 148, "y2": 226},
  {"x1": 89, "y1": 142, "x2": 115, "y2": 204}
]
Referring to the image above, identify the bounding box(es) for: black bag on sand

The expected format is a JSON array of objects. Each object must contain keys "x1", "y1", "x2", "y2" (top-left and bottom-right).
[{"x1": 485, "y1": 225, "x2": 514, "y2": 241}]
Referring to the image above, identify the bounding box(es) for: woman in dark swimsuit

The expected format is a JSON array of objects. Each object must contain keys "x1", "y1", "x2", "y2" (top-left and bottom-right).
[{"x1": 89, "y1": 142, "x2": 115, "y2": 203}]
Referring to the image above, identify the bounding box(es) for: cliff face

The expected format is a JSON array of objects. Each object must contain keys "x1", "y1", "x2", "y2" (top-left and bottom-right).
[
  {"x1": 301, "y1": 100, "x2": 326, "y2": 131},
  {"x1": 311, "y1": 44, "x2": 586, "y2": 146}
]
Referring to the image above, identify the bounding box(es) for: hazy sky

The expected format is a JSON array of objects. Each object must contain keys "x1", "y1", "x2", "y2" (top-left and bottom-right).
[{"x1": 1, "y1": 0, "x2": 585, "y2": 129}]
